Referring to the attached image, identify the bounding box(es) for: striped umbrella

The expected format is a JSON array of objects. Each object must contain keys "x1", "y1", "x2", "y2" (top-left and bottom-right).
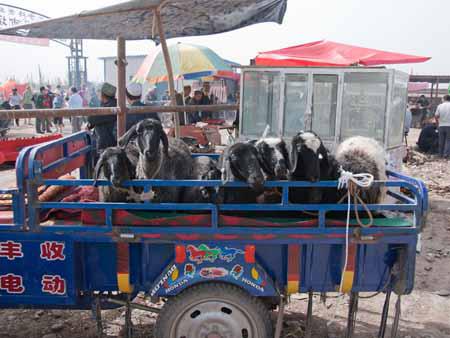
[{"x1": 133, "y1": 43, "x2": 238, "y2": 84}]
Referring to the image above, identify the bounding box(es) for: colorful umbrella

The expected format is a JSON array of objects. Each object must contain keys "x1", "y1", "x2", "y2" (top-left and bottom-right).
[{"x1": 133, "y1": 43, "x2": 238, "y2": 84}]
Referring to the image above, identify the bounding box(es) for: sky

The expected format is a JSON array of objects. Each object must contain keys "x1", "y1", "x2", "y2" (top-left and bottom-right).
[{"x1": 0, "y1": 0, "x2": 448, "y2": 84}]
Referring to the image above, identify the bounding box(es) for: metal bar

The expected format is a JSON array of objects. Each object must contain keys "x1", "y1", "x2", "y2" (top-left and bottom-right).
[
  {"x1": 154, "y1": 8, "x2": 180, "y2": 138},
  {"x1": 117, "y1": 37, "x2": 127, "y2": 139},
  {"x1": 305, "y1": 291, "x2": 313, "y2": 338},
  {"x1": 377, "y1": 291, "x2": 391, "y2": 338},
  {"x1": 345, "y1": 292, "x2": 359, "y2": 338},
  {"x1": 0, "y1": 104, "x2": 238, "y2": 119},
  {"x1": 106, "y1": 298, "x2": 161, "y2": 314},
  {"x1": 274, "y1": 295, "x2": 285, "y2": 338},
  {"x1": 390, "y1": 295, "x2": 401, "y2": 338}
]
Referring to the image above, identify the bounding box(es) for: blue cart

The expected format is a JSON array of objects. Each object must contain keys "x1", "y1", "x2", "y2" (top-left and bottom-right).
[{"x1": 0, "y1": 132, "x2": 428, "y2": 338}]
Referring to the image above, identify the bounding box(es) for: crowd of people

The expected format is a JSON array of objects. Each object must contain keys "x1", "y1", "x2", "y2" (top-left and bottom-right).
[
  {"x1": 0, "y1": 84, "x2": 101, "y2": 134},
  {"x1": 413, "y1": 94, "x2": 450, "y2": 158}
]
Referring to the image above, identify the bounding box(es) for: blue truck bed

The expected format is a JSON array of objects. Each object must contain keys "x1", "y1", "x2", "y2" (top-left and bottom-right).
[{"x1": 0, "y1": 132, "x2": 428, "y2": 309}]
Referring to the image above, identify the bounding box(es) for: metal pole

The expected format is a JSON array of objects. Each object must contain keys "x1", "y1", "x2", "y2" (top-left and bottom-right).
[
  {"x1": 117, "y1": 36, "x2": 127, "y2": 140},
  {"x1": 154, "y1": 8, "x2": 181, "y2": 138}
]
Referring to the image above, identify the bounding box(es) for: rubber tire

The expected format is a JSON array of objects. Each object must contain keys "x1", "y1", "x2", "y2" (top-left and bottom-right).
[{"x1": 154, "y1": 282, "x2": 273, "y2": 338}]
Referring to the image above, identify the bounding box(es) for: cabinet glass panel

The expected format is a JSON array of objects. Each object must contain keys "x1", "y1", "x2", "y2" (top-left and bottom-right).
[
  {"x1": 241, "y1": 71, "x2": 280, "y2": 136},
  {"x1": 312, "y1": 75, "x2": 338, "y2": 139},
  {"x1": 283, "y1": 74, "x2": 308, "y2": 137}
]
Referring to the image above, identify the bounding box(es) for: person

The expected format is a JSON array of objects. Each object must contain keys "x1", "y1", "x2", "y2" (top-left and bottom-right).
[
  {"x1": 404, "y1": 104, "x2": 412, "y2": 145},
  {"x1": 162, "y1": 90, "x2": 170, "y2": 101},
  {"x1": 125, "y1": 82, "x2": 160, "y2": 130},
  {"x1": 52, "y1": 89, "x2": 65, "y2": 133},
  {"x1": 23, "y1": 86, "x2": 34, "y2": 125},
  {"x1": 9, "y1": 88, "x2": 22, "y2": 126},
  {"x1": 416, "y1": 95, "x2": 430, "y2": 126},
  {"x1": 87, "y1": 83, "x2": 117, "y2": 151},
  {"x1": 183, "y1": 85, "x2": 192, "y2": 105},
  {"x1": 89, "y1": 88, "x2": 101, "y2": 108},
  {"x1": 35, "y1": 86, "x2": 53, "y2": 133},
  {"x1": 435, "y1": 95, "x2": 450, "y2": 158},
  {"x1": 67, "y1": 87, "x2": 84, "y2": 133},
  {"x1": 145, "y1": 88, "x2": 158, "y2": 104},
  {"x1": 186, "y1": 90, "x2": 206, "y2": 124}
]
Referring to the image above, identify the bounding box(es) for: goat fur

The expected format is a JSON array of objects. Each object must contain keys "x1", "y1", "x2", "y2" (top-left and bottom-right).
[{"x1": 335, "y1": 136, "x2": 387, "y2": 204}]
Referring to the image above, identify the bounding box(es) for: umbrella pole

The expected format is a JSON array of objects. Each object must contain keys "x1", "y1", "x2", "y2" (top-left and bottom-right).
[
  {"x1": 154, "y1": 8, "x2": 180, "y2": 138},
  {"x1": 117, "y1": 36, "x2": 127, "y2": 140}
]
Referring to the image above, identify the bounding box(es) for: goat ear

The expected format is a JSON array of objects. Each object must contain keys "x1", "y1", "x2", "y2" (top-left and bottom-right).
[
  {"x1": 290, "y1": 142, "x2": 299, "y2": 172},
  {"x1": 255, "y1": 143, "x2": 273, "y2": 176},
  {"x1": 221, "y1": 157, "x2": 233, "y2": 183},
  {"x1": 118, "y1": 125, "x2": 138, "y2": 148},
  {"x1": 93, "y1": 157, "x2": 105, "y2": 187},
  {"x1": 160, "y1": 130, "x2": 169, "y2": 156},
  {"x1": 279, "y1": 141, "x2": 291, "y2": 170}
]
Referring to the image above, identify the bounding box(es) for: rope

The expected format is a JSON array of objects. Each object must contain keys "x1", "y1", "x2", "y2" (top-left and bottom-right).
[{"x1": 338, "y1": 169, "x2": 374, "y2": 294}]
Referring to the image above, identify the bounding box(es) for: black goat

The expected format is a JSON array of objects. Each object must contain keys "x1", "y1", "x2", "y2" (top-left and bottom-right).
[
  {"x1": 94, "y1": 147, "x2": 138, "y2": 202},
  {"x1": 218, "y1": 142, "x2": 266, "y2": 204},
  {"x1": 182, "y1": 156, "x2": 221, "y2": 203},
  {"x1": 290, "y1": 131, "x2": 339, "y2": 204},
  {"x1": 119, "y1": 118, "x2": 193, "y2": 202}
]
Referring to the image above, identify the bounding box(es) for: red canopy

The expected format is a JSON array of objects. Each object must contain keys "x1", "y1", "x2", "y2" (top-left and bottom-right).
[
  {"x1": 0, "y1": 80, "x2": 27, "y2": 98},
  {"x1": 255, "y1": 40, "x2": 431, "y2": 67}
]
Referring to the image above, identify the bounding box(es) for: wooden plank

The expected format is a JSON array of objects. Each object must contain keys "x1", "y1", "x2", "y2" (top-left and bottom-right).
[
  {"x1": 0, "y1": 104, "x2": 238, "y2": 119},
  {"x1": 116, "y1": 36, "x2": 128, "y2": 139},
  {"x1": 155, "y1": 8, "x2": 180, "y2": 138}
]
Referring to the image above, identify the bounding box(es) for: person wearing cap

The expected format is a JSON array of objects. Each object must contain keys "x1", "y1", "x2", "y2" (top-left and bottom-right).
[
  {"x1": 9, "y1": 88, "x2": 22, "y2": 126},
  {"x1": 87, "y1": 82, "x2": 117, "y2": 150},
  {"x1": 125, "y1": 82, "x2": 160, "y2": 130}
]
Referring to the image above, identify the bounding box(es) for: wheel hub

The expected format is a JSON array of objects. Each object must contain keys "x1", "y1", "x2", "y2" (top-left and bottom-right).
[{"x1": 172, "y1": 300, "x2": 254, "y2": 338}]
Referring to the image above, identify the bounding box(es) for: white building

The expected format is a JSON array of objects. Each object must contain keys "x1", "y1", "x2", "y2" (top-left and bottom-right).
[{"x1": 99, "y1": 55, "x2": 146, "y2": 87}]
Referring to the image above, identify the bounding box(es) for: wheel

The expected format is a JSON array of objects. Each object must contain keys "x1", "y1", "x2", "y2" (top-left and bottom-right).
[{"x1": 154, "y1": 283, "x2": 273, "y2": 338}]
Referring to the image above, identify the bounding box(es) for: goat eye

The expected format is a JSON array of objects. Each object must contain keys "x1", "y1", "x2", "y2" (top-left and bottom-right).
[{"x1": 318, "y1": 154, "x2": 324, "y2": 160}]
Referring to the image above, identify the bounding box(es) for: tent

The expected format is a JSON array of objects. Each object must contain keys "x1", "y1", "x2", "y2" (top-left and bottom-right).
[
  {"x1": 0, "y1": 80, "x2": 27, "y2": 98},
  {"x1": 255, "y1": 40, "x2": 431, "y2": 67}
]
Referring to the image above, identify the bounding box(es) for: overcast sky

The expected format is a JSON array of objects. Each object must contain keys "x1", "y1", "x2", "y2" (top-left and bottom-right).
[{"x1": 0, "y1": 0, "x2": 448, "y2": 83}]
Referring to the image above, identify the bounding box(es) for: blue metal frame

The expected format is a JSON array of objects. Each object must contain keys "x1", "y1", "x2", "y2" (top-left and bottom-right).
[{"x1": 0, "y1": 132, "x2": 428, "y2": 307}]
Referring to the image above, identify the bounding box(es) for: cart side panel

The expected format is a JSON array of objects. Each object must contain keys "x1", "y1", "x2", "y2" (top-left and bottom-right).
[{"x1": 0, "y1": 234, "x2": 77, "y2": 306}]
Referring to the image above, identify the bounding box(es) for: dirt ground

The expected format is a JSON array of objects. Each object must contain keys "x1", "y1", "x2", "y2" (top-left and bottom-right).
[{"x1": 0, "y1": 126, "x2": 449, "y2": 338}]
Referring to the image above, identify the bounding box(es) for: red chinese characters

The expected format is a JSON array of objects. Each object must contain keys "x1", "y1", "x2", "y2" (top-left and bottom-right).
[
  {"x1": 40, "y1": 242, "x2": 65, "y2": 261},
  {"x1": 0, "y1": 274, "x2": 25, "y2": 294},
  {"x1": 0, "y1": 241, "x2": 24, "y2": 260},
  {"x1": 41, "y1": 275, "x2": 66, "y2": 295}
]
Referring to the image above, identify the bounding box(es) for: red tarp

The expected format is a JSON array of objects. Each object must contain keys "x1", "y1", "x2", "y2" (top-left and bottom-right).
[
  {"x1": 0, "y1": 80, "x2": 27, "y2": 98},
  {"x1": 255, "y1": 40, "x2": 431, "y2": 67}
]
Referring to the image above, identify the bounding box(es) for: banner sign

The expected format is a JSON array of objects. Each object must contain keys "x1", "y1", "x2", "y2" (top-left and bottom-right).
[{"x1": 0, "y1": 4, "x2": 49, "y2": 46}]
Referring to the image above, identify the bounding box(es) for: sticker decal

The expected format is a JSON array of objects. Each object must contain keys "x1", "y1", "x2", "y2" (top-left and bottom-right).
[
  {"x1": 199, "y1": 267, "x2": 229, "y2": 279},
  {"x1": 220, "y1": 247, "x2": 245, "y2": 263},
  {"x1": 187, "y1": 244, "x2": 221, "y2": 264},
  {"x1": 150, "y1": 265, "x2": 177, "y2": 297},
  {"x1": 184, "y1": 264, "x2": 195, "y2": 279},
  {"x1": 230, "y1": 265, "x2": 244, "y2": 280}
]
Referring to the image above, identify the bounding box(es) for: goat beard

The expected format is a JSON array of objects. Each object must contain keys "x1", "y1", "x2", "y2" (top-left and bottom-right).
[{"x1": 137, "y1": 148, "x2": 163, "y2": 180}]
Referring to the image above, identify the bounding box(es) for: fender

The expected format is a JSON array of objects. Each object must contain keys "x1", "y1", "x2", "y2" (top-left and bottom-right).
[{"x1": 149, "y1": 244, "x2": 278, "y2": 297}]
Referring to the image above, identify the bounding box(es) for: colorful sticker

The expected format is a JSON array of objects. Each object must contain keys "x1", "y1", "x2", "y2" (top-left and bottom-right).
[
  {"x1": 199, "y1": 267, "x2": 229, "y2": 279},
  {"x1": 220, "y1": 247, "x2": 245, "y2": 263},
  {"x1": 230, "y1": 265, "x2": 244, "y2": 280},
  {"x1": 187, "y1": 244, "x2": 221, "y2": 264},
  {"x1": 184, "y1": 264, "x2": 195, "y2": 279},
  {"x1": 150, "y1": 265, "x2": 177, "y2": 297}
]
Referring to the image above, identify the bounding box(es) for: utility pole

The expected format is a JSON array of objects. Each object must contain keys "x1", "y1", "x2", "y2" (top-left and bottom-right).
[{"x1": 67, "y1": 39, "x2": 88, "y2": 89}]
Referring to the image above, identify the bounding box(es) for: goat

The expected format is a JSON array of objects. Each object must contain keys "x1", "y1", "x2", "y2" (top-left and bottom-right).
[
  {"x1": 252, "y1": 138, "x2": 290, "y2": 180},
  {"x1": 182, "y1": 156, "x2": 221, "y2": 203},
  {"x1": 218, "y1": 142, "x2": 266, "y2": 204},
  {"x1": 119, "y1": 118, "x2": 193, "y2": 202},
  {"x1": 93, "y1": 147, "x2": 138, "y2": 202},
  {"x1": 335, "y1": 136, "x2": 387, "y2": 204},
  {"x1": 289, "y1": 131, "x2": 339, "y2": 204}
]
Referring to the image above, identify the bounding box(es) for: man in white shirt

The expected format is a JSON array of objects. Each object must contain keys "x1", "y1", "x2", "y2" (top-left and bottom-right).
[
  {"x1": 67, "y1": 87, "x2": 83, "y2": 133},
  {"x1": 435, "y1": 95, "x2": 450, "y2": 158},
  {"x1": 9, "y1": 88, "x2": 22, "y2": 126}
]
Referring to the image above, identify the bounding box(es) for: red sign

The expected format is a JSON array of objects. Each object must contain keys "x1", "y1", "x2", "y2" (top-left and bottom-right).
[
  {"x1": 41, "y1": 275, "x2": 66, "y2": 295},
  {"x1": 0, "y1": 241, "x2": 24, "y2": 260},
  {"x1": 40, "y1": 241, "x2": 65, "y2": 261},
  {"x1": 0, "y1": 273, "x2": 25, "y2": 294}
]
